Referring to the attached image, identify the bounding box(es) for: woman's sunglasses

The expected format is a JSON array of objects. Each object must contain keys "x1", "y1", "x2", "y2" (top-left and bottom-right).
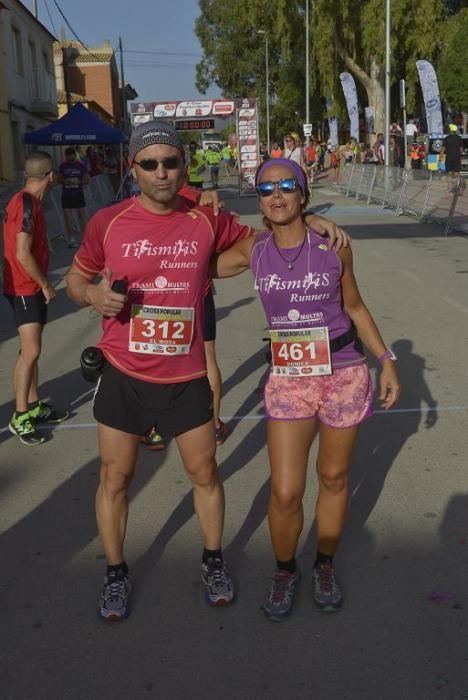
[
  {"x1": 133, "y1": 156, "x2": 181, "y2": 171},
  {"x1": 256, "y1": 178, "x2": 298, "y2": 197}
]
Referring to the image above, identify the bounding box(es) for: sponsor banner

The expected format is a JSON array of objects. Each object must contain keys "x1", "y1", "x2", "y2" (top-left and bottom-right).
[
  {"x1": 235, "y1": 98, "x2": 259, "y2": 196},
  {"x1": 212, "y1": 100, "x2": 235, "y2": 115},
  {"x1": 153, "y1": 103, "x2": 177, "y2": 118},
  {"x1": 175, "y1": 101, "x2": 212, "y2": 118},
  {"x1": 339, "y1": 72, "x2": 359, "y2": 140},
  {"x1": 416, "y1": 60, "x2": 444, "y2": 137},
  {"x1": 130, "y1": 98, "x2": 237, "y2": 120},
  {"x1": 131, "y1": 112, "x2": 152, "y2": 127}
]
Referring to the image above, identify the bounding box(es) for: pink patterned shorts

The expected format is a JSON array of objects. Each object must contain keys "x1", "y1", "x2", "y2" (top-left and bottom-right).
[{"x1": 264, "y1": 363, "x2": 373, "y2": 428}]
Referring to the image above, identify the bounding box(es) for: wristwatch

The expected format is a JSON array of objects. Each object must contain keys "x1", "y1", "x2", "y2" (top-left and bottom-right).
[{"x1": 378, "y1": 349, "x2": 397, "y2": 365}]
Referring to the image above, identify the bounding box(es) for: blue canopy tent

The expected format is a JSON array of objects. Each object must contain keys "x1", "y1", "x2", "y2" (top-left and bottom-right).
[{"x1": 23, "y1": 102, "x2": 127, "y2": 145}]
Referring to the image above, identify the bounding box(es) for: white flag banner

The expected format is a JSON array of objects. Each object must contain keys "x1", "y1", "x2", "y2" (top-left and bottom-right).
[
  {"x1": 339, "y1": 72, "x2": 359, "y2": 140},
  {"x1": 416, "y1": 60, "x2": 443, "y2": 136},
  {"x1": 326, "y1": 98, "x2": 339, "y2": 147}
]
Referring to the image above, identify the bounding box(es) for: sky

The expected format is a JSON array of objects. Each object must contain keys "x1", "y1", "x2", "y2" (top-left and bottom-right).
[{"x1": 23, "y1": 0, "x2": 218, "y2": 103}]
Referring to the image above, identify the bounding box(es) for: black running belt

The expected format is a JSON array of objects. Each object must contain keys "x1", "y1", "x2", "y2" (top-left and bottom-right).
[{"x1": 329, "y1": 325, "x2": 362, "y2": 354}]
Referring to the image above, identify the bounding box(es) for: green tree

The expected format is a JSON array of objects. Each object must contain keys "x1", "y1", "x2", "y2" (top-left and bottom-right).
[
  {"x1": 438, "y1": 8, "x2": 468, "y2": 112},
  {"x1": 195, "y1": 0, "x2": 451, "y2": 138},
  {"x1": 304, "y1": 0, "x2": 446, "y2": 133},
  {"x1": 194, "y1": 0, "x2": 312, "y2": 142}
]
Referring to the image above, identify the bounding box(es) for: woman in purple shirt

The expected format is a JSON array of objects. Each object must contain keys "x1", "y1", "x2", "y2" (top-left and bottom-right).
[{"x1": 211, "y1": 158, "x2": 400, "y2": 621}]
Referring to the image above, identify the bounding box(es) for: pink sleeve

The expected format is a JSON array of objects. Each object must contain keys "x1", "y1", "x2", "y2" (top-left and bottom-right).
[{"x1": 73, "y1": 212, "x2": 106, "y2": 278}]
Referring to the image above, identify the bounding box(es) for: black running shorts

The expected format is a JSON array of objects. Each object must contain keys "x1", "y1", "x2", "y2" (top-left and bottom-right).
[
  {"x1": 93, "y1": 363, "x2": 213, "y2": 436},
  {"x1": 444, "y1": 157, "x2": 460, "y2": 173},
  {"x1": 203, "y1": 286, "x2": 216, "y2": 342},
  {"x1": 62, "y1": 191, "x2": 85, "y2": 209},
  {"x1": 5, "y1": 291, "x2": 47, "y2": 327}
]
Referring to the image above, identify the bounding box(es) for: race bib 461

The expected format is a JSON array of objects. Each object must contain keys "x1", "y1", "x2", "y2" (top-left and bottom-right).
[{"x1": 270, "y1": 327, "x2": 331, "y2": 376}]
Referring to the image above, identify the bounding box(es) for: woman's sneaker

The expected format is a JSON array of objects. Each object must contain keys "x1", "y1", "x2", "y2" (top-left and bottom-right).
[
  {"x1": 28, "y1": 401, "x2": 70, "y2": 423},
  {"x1": 98, "y1": 571, "x2": 131, "y2": 621},
  {"x1": 201, "y1": 557, "x2": 235, "y2": 606},
  {"x1": 9, "y1": 412, "x2": 45, "y2": 446},
  {"x1": 312, "y1": 562, "x2": 342, "y2": 612},
  {"x1": 140, "y1": 427, "x2": 166, "y2": 451},
  {"x1": 262, "y1": 568, "x2": 301, "y2": 622}
]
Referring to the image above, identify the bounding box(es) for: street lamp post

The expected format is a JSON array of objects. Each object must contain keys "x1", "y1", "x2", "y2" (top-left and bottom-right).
[
  {"x1": 305, "y1": 0, "x2": 310, "y2": 147},
  {"x1": 384, "y1": 0, "x2": 391, "y2": 167},
  {"x1": 257, "y1": 30, "x2": 270, "y2": 156}
]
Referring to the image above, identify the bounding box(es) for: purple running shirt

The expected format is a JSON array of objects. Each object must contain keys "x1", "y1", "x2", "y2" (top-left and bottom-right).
[{"x1": 250, "y1": 229, "x2": 366, "y2": 369}]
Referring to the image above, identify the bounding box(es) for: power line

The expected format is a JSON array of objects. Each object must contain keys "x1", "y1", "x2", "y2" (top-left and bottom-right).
[
  {"x1": 126, "y1": 62, "x2": 198, "y2": 69},
  {"x1": 123, "y1": 49, "x2": 202, "y2": 58},
  {"x1": 51, "y1": 0, "x2": 101, "y2": 61},
  {"x1": 42, "y1": 0, "x2": 58, "y2": 38}
]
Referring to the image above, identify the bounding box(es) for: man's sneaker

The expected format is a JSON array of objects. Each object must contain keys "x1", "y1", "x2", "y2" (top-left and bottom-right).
[
  {"x1": 262, "y1": 568, "x2": 301, "y2": 622},
  {"x1": 215, "y1": 420, "x2": 229, "y2": 446},
  {"x1": 29, "y1": 401, "x2": 70, "y2": 424},
  {"x1": 312, "y1": 562, "x2": 342, "y2": 612},
  {"x1": 9, "y1": 412, "x2": 45, "y2": 446},
  {"x1": 201, "y1": 557, "x2": 235, "y2": 606},
  {"x1": 140, "y1": 427, "x2": 166, "y2": 451},
  {"x1": 98, "y1": 572, "x2": 131, "y2": 621}
]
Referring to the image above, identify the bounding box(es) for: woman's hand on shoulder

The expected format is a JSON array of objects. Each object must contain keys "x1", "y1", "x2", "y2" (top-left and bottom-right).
[{"x1": 305, "y1": 214, "x2": 351, "y2": 250}]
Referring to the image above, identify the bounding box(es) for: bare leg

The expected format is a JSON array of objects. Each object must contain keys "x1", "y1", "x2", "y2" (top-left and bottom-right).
[
  {"x1": 176, "y1": 419, "x2": 223, "y2": 550},
  {"x1": 96, "y1": 424, "x2": 140, "y2": 565},
  {"x1": 63, "y1": 208, "x2": 74, "y2": 242},
  {"x1": 14, "y1": 323, "x2": 42, "y2": 412},
  {"x1": 77, "y1": 207, "x2": 87, "y2": 234},
  {"x1": 204, "y1": 340, "x2": 222, "y2": 428},
  {"x1": 267, "y1": 419, "x2": 317, "y2": 561},
  {"x1": 315, "y1": 423, "x2": 360, "y2": 556}
]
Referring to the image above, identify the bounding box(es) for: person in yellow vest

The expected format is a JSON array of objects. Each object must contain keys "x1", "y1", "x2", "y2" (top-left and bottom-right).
[
  {"x1": 222, "y1": 144, "x2": 232, "y2": 176},
  {"x1": 205, "y1": 145, "x2": 222, "y2": 189},
  {"x1": 187, "y1": 141, "x2": 205, "y2": 189}
]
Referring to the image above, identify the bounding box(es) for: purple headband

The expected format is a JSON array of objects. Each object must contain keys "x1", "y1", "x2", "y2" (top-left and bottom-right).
[{"x1": 255, "y1": 158, "x2": 308, "y2": 196}]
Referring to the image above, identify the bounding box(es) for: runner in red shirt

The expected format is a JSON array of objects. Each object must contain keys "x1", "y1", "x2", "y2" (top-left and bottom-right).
[
  {"x1": 66, "y1": 120, "x2": 350, "y2": 621},
  {"x1": 3, "y1": 151, "x2": 69, "y2": 445}
]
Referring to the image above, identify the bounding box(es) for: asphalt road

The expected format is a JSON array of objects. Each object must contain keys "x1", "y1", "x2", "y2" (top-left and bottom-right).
[{"x1": 1, "y1": 172, "x2": 468, "y2": 700}]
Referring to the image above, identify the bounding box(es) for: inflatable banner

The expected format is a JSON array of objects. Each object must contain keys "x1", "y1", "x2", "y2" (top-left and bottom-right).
[
  {"x1": 416, "y1": 60, "x2": 443, "y2": 137},
  {"x1": 339, "y1": 72, "x2": 359, "y2": 140}
]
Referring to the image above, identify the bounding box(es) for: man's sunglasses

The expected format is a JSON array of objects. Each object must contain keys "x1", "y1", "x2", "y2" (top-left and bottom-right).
[
  {"x1": 256, "y1": 178, "x2": 298, "y2": 197},
  {"x1": 133, "y1": 156, "x2": 181, "y2": 171}
]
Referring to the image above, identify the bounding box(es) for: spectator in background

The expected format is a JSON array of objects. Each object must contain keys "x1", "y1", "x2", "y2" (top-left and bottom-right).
[
  {"x1": 283, "y1": 133, "x2": 306, "y2": 173},
  {"x1": 270, "y1": 142, "x2": 283, "y2": 159},
  {"x1": 58, "y1": 147, "x2": 89, "y2": 248},
  {"x1": 102, "y1": 147, "x2": 119, "y2": 193},
  {"x1": 410, "y1": 142, "x2": 425, "y2": 170},
  {"x1": 441, "y1": 124, "x2": 464, "y2": 179},
  {"x1": 389, "y1": 135, "x2": 401, "y2": 167},
  {"x1": 374, "y1": 133, "x2": 385, "y2": 165},
  {"x1": 405, "y1": 119, "x2": 418, "y2": 153},
  {"x1": 3, "y1": 151, "x2": 69, "y2": 445},
  {"x1": 331, "y1": 144, "x2": 341, "y2": 182},
  {"x1": 86, "y1": 147, "x2": 103, "y2": 178},
  {"x1": 187, "y1": 141, "x2": 205, "y2": 189}
]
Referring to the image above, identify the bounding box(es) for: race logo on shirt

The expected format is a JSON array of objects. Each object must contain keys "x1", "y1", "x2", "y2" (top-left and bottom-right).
[
  {"x1": 121, "y1": 239, "x2": 200, "y2": 270},
  {"x1": 255, "y1": 272, "x2": 331, "y2": 303}
]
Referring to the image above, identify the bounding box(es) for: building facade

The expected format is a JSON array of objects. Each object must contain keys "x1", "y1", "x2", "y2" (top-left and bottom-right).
[
  {"x1": 54, "y1": 40, "x2": 122, "y2": 128},
  {"x1": 0, "y1": 0, "x2": 57, "y2": 181}
]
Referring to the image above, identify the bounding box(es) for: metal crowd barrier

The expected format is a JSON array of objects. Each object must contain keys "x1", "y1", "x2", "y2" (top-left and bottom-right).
[
  {"x1": 42, "y1": 174, "x2": 116, "y2": 248},
  {"x1": 334, "y1": 163, "x2": 468, "y2": 236}
]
